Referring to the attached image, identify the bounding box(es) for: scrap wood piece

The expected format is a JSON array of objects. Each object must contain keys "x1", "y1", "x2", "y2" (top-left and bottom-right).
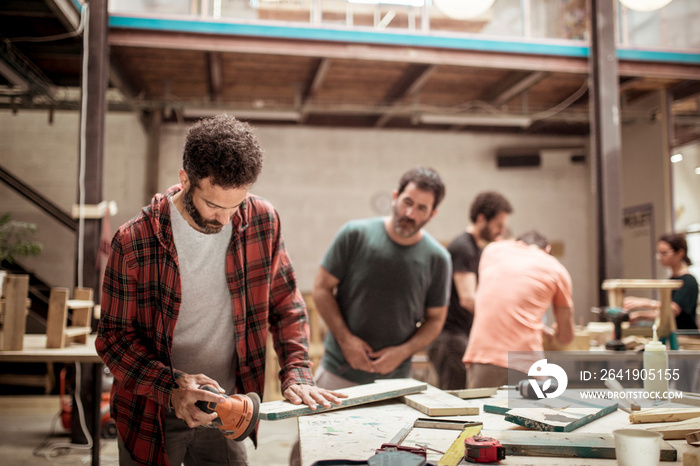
[
  {"x1": 402, "y1": 384, "x2": 479, "y2": 416},
  {"x1": 445, "y1": 387, "x2": 498, "y2": 399},
  {"x1": 504, "y1": 404, "x2": 618, "y2": 432},
  {"x1": 481, "y1": 429, "x2": 676, "y2": 462},
  {"x1": 630, "y1": 407, "x2": 700, "y2": 424},
  {"x1": 649, "y1": 417, "x2": 700, "y2": 440},
  {"x1": 687, "y1": 430, "x2": 700, "y2": 446},
  {"x1": 259, "y1": 378, "x2": 427, "y2": 420}
]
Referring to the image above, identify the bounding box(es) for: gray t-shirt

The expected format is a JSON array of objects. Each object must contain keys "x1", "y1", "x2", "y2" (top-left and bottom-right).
[
  {"x1": 320, "y1": 217, "x2": 451, "y2": 384},
  {"x1": 169, "y1": 197, "x2": 237, "y2": 394}
]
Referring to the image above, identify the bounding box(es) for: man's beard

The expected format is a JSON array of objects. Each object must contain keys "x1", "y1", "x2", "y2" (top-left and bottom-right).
[
  {"x1": 479, "y1": 226, "x2": 495, "y2": 243},
  {"x1": 183, "y1": 186, "x2": 224, "y2": 234},
  {"x1": 391, "y1": 204, "x2": 428, "y2": 239}
]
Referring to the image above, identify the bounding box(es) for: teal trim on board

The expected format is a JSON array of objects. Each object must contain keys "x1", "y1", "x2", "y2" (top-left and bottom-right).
[{"x1": 108, "y1": 14, "x2": 700, "y2": 64}]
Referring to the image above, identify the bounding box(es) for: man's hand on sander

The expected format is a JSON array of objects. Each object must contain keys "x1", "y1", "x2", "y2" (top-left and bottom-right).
[{"x1": 171, "y1": 373, "x2": 228, "y2": 428}]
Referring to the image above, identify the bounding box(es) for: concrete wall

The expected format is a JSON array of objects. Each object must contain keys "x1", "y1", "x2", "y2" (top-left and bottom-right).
[
  {"x1": 1, "y1": 108, "x2": 606, "y2": 324},
  {"x1": 0, "y1": 111, "x2": 149, "y2": 290},
  {"x1": 620, "y1": 90, "x2": 673, "y2": 283}
]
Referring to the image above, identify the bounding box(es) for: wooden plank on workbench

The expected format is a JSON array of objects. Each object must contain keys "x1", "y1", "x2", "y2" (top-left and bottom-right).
[
  {"x1": 445, "y1": 387, "x2": 498, "y2": 399},
  {"x1": 630, "y1": 407, "x2": 700, "y2": 424},
  {"x1": 258, "y1": 378, "x2": 427, "y2": 420},
  {"x1": 504, "y1": 404, "x2": 618, "y2": 432},
  {"x1": 648, "y1": 416, "x2": 700, "y2": 439},
  {"x1": 482, "y1": 430, "x2": 677, "y2": 462},
  {"x1": 402, "y1": 384, "x2": 479, "y2": 416}
]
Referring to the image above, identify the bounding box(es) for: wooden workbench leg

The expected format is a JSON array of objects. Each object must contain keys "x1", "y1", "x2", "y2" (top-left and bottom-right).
[
  {"x1": 607, "y1": 289, "x2": 625, "y2": 309},
  {"x1": 657, "y1": 289, "x2": 676, "y2": 339},
  {"x1": 2, "y1": 274, "x2": 29, "y2": 351},
  {"x1": 46, "y1": 288, "x2": 69, "y2": 348}
]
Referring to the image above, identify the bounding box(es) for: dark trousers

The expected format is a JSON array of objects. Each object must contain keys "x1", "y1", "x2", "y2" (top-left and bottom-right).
[
  {"x1": 467, "y1": 362, "x2": 527, "y2": 389},
  {"x1": 118, "y1": 409, "x2": 248, "y2": 465},
  {"x1": 427, "y1": 331, "x2": 469, "y2": 390}
]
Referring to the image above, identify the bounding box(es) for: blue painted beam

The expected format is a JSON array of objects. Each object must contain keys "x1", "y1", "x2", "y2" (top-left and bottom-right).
[{"x1": 108, "y1": 14, "x2": 700, "y2": 65}]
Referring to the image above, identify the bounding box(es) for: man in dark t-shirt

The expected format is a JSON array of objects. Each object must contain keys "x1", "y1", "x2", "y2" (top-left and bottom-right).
[{"x1": 428, "y1": 191, "x2": 512, "y2": 390}]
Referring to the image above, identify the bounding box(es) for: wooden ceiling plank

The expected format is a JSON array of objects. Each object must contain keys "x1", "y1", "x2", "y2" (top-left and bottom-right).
[
  {"x1": 670, "y1": 80, "x2": 700, "y2": 101},
  {"x1": 491, "y1": 71, "x2": 550, "y2": 106},
  {"x1": 306, "y1": 57, "x2": 332, "y2": 100},
  {"x1": 376, "y1": 64, "x2": 435, "y2": 127},
  {"x1": 382, "y1": 64, "x2": 433, "y2": 102}
]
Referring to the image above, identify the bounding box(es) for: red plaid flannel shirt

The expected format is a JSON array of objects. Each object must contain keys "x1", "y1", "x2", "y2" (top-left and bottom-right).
[{"x1": 96, "y1": 185, "x2": 313, "y2": 466}]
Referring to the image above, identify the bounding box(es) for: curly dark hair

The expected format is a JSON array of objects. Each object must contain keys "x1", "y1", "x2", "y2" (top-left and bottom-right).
[
  {"x1": 182, "y1": 114, "x2": 263, "y2": 188},
  {"x1": 397, "y1": 167, "x2": 446, "y2": 210},
  {"x1": 469, "y1": 191, "x2": 513, "y2": 223},
  {"x1": 517, "y1": 230, "x2": 549, "y2": 250},
  {"x1": 659, "y1": 232, "x2": 692, "y2": 266}
]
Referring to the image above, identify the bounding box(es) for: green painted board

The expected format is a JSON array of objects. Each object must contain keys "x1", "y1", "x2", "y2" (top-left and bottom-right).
[
  {"x1": 258, "y1": 378, "x2": 427, "y2": 420},
  {"x1": 482, "y1": 430, "x2": 677, "y2": 462},
  {"x1": 504, "y1": 403, "x2": 618, "y2": 432},
  {"x1": 483, "y1": 399, "x2": 510, "y2": 415}
]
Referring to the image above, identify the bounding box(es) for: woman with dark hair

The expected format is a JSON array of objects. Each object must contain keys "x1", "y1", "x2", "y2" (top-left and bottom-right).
[{"x1": 624, "y1": 233, "x2": 699, "y2": 330}]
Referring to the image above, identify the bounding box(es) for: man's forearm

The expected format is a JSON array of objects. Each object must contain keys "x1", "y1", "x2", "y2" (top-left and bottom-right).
[
  {"x1": 400, "y1": 311, "x2": 446, "y2": 356},
  {"x1": 312, "y1": 287, "x2": 354, "y2": 343}
]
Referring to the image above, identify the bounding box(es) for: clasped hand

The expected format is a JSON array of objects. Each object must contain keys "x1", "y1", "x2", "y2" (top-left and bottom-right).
[{"x1": 340, "y1": 334, "x2": 409, "y2": 375}]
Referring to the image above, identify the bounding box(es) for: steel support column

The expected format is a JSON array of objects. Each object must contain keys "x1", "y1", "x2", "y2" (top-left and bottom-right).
[{"x1": 590, "y1": 0, "x2": 624, "y2": 305}]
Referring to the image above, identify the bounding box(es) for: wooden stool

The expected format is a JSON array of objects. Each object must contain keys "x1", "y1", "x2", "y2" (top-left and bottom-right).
[
  {"x1": 45, "y1": 287, "x2": 94, "y2": 348},
  {"x1": 0, "y1": 274, "x2": 30, "y2": 351},
  {"x1": 601, "y1": 279, "x2": 683, "y2": 342}
]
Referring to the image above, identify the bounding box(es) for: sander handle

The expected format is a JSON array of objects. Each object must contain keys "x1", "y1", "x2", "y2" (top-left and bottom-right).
[{"x1": 195, "y1": 384, "x2": 224, "y2": 414}]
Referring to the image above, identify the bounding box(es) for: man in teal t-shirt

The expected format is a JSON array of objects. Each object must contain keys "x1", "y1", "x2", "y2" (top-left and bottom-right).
[{"x1": 312, "y1": 167, "x2": 451, "y2": 387}]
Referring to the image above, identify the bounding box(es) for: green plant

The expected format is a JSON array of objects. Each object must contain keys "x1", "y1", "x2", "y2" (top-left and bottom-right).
[{"x1": 0, "y1": 213, "x2": 43, "y2": 265}]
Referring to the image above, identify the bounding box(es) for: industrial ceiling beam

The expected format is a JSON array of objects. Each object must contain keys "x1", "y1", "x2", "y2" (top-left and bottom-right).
[
  {"x1": 109, "y1": 28, "x2": 700, "y2": 81},
  {"x1": 376, "y1": 64, "x2": 435, "y2": 127},
  {"x1": 108, "y1": 29, "x2": 592, "y2": 75},
  {"x1": 43, "y1": 0, "x2": 81, "y2": 31},
  {"x1": 490, "y1": 71, "x2": 550, "y2": 107},
  {"x1": 299, "y1": 57, "x2": 332, "y2": 122}
]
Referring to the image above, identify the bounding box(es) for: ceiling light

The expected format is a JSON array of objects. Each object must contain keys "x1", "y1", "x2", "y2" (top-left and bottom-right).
[
  {"x1": 619, "y1": 0, "x2": 673, "y2": 12},
  {"x1": 433, "y1": 0, "x2": 495, "y2": 20},
  {"x1": 670, "y1": 153, "x2": 683, "y2": 163},
  {"x1": 420, "y1": 113, "x2": 531, "y2": 128},
  {"x1": 695, "y1": 167, "x2": 700, "y2": 175}
]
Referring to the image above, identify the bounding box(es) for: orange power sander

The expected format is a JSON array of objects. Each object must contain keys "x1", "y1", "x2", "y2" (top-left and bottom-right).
[{"x1": 195, "y1": 385, "x2": 261, "y2": 441}]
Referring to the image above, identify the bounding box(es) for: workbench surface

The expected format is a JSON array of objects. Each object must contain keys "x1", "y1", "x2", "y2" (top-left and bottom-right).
[{"x1": 297, "y1": 388, "x2": 698, "y2": 465}]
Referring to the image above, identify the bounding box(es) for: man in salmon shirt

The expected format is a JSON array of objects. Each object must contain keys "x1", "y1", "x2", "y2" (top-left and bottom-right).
[{"x1": 463, "y1": 230, "x2": 575, "y2": 388}]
